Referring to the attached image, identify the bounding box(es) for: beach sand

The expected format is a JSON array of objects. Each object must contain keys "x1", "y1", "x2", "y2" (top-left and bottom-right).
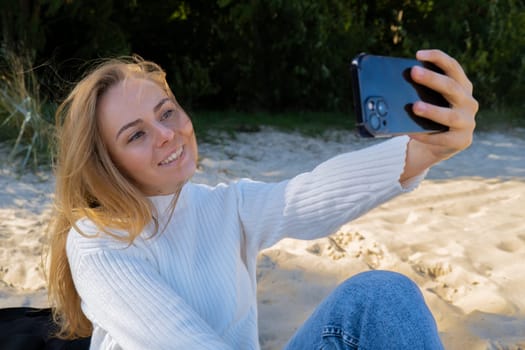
[{"x1": 1, "y1": 128, "x2": 524, "y2": 349}]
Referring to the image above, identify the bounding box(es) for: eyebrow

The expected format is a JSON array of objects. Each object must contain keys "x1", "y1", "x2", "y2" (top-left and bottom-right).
[{"x1": 115, "y1": 98, "x2": 171, "y2": 141}]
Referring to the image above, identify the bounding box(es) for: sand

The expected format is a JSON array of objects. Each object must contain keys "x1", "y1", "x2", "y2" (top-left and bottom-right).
[{"x1": 1, "y1": 128, "x2": 524, "y2": 349}]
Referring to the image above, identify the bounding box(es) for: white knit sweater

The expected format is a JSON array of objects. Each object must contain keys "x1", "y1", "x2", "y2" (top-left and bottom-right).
[{"x1": 67, "y1": 136, "x2": 425, "y2": 350}]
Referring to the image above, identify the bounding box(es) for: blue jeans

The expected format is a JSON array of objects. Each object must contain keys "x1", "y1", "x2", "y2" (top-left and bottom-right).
[{"x1": 284, "y1": 270, "x2": 444, "y2": 350}]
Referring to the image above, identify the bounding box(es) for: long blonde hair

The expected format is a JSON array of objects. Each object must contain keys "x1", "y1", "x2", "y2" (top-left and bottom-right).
[{"x1": 47, "y1": 57, "x2": 175, "y2": 338}]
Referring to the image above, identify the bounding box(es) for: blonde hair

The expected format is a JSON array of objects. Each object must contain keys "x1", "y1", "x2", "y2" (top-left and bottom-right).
[{"x1": 47, "y1": 56, "x2": 175, "y2": 338}]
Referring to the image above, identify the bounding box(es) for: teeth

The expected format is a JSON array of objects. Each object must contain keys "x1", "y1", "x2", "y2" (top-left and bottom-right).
[{"x1": 160, "y1": 146, "x2": 183, "y2": 165}]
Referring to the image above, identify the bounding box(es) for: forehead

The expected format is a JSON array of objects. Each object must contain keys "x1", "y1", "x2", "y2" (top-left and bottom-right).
[
  {"x1": 97, "y1": 77, "x2": 168, "y2": 127},
  {"x1": 100, "y1": 77, "x2": 167, "y2": 113}
]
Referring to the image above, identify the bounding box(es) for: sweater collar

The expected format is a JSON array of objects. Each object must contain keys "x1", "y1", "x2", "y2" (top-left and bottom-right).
[{"x1": 147, "y1": 182, "x2": 191, "y2": 214}]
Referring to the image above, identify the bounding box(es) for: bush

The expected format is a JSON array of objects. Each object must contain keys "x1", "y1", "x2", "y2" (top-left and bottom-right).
[{"x1": 1, "y1": 0, "x2": 524, "y2": 113}]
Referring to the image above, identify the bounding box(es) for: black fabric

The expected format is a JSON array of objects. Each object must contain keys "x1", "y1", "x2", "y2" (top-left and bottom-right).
[{"x1": 0, "y1": 307, "x2": 90, "y2": 350}]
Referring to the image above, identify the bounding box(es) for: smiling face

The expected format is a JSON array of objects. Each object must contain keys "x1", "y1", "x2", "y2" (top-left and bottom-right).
[{"x1": 97, "y1": 77, "x2": 198, "y2": 196}]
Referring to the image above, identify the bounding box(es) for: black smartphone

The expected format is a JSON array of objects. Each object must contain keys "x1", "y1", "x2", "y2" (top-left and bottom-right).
[{"x1": 351, "y1": 53, "x2": 450, "y2": 138}]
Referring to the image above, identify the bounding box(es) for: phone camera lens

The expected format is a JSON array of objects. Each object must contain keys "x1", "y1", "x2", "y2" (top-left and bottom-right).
[
  {"x1": 376, "y1": 100, "x2": 387, "y2": 116},
  {"x1": 369, "y1": 113, "x2": 381, "y2": 130},
  {"x1": 367, "y1": 100, "x2": 375, "y2": 111}
]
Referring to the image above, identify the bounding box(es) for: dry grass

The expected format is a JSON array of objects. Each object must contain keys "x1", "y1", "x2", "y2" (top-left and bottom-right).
[{"x1": 0, "y1": 44, "x2": 55, "y2": 169}]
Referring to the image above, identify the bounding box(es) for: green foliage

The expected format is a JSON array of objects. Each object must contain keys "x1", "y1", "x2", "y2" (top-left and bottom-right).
[
  {"x1": 390, "y1": 0, "x2": 525, "y2": 109},
  {"x1": 0, "y1": 0, "x2": 524, "y2": 115},
  {"x1": 191, "y1": 110, "x2": 354, "y2": 139},
  {"x1": 476, "y1": 107, "x2": 525, "y2": 132}
]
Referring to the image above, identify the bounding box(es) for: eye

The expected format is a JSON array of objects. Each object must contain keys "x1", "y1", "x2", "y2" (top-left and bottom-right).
[
  {"x1": 161, "y1": 109, "x2": 174, "y2": 120},
  {"x1": 128, "y1": 130, "x2": 145, "y2": 143}
]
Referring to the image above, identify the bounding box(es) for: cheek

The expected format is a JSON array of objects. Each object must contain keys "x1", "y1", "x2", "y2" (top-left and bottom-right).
[
  {"x1": 189, "y1": 136, "x2": 198, "y2": 165},
  {"x1": 111, "y1": 148, "x2": 150, "y2": 180},
  {"x1": 182, "y1": 121, "x2": 198, "y2": 155},
  {"x1": 181, "y1": 118, "x2": 194, "y2": 135}
]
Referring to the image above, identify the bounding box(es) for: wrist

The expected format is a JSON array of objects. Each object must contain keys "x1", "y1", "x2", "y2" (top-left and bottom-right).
[{"x1": 400, "y1": 138, "x2": 439, "y2": 182}]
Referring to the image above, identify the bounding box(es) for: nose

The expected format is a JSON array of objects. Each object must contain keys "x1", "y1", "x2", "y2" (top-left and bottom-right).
[{"x1": 154, "y1": 122, "x2": 175, "y2": 147}]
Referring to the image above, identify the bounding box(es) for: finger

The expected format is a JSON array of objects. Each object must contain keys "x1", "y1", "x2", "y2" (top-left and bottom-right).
[
  {"x1": 412, "y1": 101, "x2": 476, "y2": 131},
  {"x1": 410, "y1": 131, "x2": 473, "y2": 153},
  {"x1": 412, "y1": 66, "x2": 480, "y2": 114},
  {"x1": 416, "y1": 49, "x2": 474, "y2": 94},
  {"x1": 411, "y1": 65, "x2": 470, "y2": 108}
]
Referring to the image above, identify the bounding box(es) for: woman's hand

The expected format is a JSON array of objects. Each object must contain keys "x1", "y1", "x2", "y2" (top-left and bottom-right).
[{"x1": 400, "y1": 49, "x2": 479, "y2": 182}]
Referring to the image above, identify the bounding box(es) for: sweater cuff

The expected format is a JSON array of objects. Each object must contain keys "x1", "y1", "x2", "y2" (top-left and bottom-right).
[
  {"x1": 395, "y1": 135, "x2": 428, "y2": 191},
  {"x1": 400, "y1": 168, "x2": 428, "y2": 191}
]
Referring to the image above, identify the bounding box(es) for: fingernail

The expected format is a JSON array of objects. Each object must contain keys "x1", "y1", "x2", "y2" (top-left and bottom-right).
[
  {"x1": 412, "y1": 66, "x2": 424, "y2": 78},
  {"x1": 413, "y1": 101, "x2": 427, "y2": 113},
  {"x1": 416, "y1": 50, "x2": 429, "y2": 59}
]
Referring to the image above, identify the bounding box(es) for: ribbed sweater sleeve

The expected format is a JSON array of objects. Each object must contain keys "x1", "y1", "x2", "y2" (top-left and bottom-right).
[
  {"x1": 67, "y1": 228, "x2": 233, "y2": 350},
  {"x1": 235, "y1": 136, "x2": 424, "y2": 252}
]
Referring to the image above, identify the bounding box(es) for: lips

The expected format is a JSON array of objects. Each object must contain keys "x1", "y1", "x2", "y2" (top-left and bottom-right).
[{"x1": 159, "y1": 146, "x2": 184, "y2": 166}]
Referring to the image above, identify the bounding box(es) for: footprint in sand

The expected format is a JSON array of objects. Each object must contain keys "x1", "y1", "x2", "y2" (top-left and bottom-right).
[
  {"x1": 306, "y1": 231, "x2": 390, "y2": 269},
  {"x1": 413, "y1": 260, "x2": 453, "y2": 280},
  {"x1": 496, "y1": 239, "x2": 522, "y2": 253}
]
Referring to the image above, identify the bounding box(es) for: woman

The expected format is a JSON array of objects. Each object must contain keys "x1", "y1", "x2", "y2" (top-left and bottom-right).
[{"x1": 47, "y1": 50, "x2": 478, "y2": 349}]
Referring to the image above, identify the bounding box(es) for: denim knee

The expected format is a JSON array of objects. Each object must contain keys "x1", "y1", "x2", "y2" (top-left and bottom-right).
[
  {"x1": 337, "y1": 270, "x2": 442, "y2": 349},
  {"x1": 345, "y1": 270, "x2": 421, "y2": 297},
  {"x1": 284, "y1": 270, "x2": 443, "y2": 350}
]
